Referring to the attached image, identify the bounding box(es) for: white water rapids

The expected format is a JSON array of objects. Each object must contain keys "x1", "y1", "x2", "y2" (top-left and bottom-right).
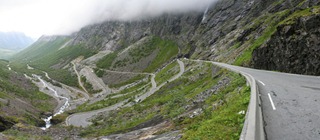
[{"x1": 33, "y1": 74, "x2": 70, "y2": 130}]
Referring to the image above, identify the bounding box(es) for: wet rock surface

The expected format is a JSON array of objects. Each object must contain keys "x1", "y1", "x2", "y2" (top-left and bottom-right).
[{"x1": 253, "y1": 14, "x2": 320, "y2": 75}]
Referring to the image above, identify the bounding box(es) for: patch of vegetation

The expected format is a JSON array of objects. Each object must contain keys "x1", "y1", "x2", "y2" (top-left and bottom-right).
[
  {"x1": 0, "y1": 91, "x2": 10, "y2": 99},
  {"x1": 280, "y1": 6, "x2": 320, "y2": 25},
  {"x1": 128, "y1": 39, "x2": 158, "y2": 64},
  {"x1": 47, "y1": 69, "x2": 78, "y2": 87},
  {"x1": 155, "y1": 61, "x2": 179, "y2": 85},
  {"x1": 30, "y1": 92, "x2": 53, "y2": 112},
  {"x1": 51, "y1": 114, "x2": 68, "y2": 125},
  {"x1": 143, "y1": 37, "x2": 179, "y2": 72},
  {"x1": 272, "y1": 0, "x2": 285, "y2": 6},
  {"x1": 113, "y1": 58, "x2": 129, "y2": 68},
  {"x1": 297, "y1": 0, "x2": 308, "y2": 7},
  {"x1": 182, "y1": 75, "x2": 250, "y2": 139},
  {"x1": 231, "y1": 42, "x2": 242, "y2": 49},
  {"x1": 94, "y1": 68, "x2": 105, "y2": 77},
  {"x1": 96, "y1": 52, "x2": 118, "y2": 69}
]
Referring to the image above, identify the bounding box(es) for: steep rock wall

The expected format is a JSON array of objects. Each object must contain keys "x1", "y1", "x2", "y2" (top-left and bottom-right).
[{"x1": 252, "y1": 14, "x2": 320, "y2": 75}]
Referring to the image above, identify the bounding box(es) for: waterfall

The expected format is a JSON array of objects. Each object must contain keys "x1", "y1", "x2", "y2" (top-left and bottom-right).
[{"x1": 202, "y1": 7, "x2": 209, "y2": 23}]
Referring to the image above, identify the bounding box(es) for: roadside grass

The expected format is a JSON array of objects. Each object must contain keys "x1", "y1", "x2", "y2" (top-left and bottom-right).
[
  {"x1": 182, "y1": 73, "x2": 250, "y2": 140},
  {"x1": 155, "y1": 61, "x2": 179, "y2": 85}
]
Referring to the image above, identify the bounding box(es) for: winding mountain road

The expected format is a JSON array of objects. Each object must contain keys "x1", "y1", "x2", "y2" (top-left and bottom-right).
[
  {"x1": 66, "y1": 59, "x2": 185, "y2": 127},
  {"x1": 209, "y1": 61, "x2": 320, "y2": 140}
]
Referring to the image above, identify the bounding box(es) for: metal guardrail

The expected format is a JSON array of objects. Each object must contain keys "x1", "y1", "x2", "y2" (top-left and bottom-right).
[{"x1": 211, "y1": 62, "x2": 265, "y2": 140}]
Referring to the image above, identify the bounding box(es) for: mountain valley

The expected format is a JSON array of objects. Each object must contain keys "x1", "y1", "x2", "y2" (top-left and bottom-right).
[{"x1": 0, "y1": 0, "x2": 319, "y2": 139}]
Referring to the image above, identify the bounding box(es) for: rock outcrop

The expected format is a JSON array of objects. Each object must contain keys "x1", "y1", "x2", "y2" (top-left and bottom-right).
[
  {"x1": 0, "y1": 116, "x2": 15, "y2": 132},
  {"x1": 252, "y1": 14, "x2": 320, "y2": 75}
]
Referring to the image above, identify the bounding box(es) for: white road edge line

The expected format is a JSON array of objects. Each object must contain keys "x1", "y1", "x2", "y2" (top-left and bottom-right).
[
  {"x1": 258, "y1": 80, "x2": 266, "y2": 86},
  {"x1": 268, "y1": 93, "x2": 276, "y2": 110}
]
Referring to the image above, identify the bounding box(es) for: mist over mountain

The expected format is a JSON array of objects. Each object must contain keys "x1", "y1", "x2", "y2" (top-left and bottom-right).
[
  {"x1": 0, "y1": 32, "x2": 34, "y2": 50},
  {"x1": 0, "y1": 32, "x2": 34, "y2": 59},
  {"x1": 48, "y1": 0, "x2": 219, "y2": 36},
  {"x1": 0, "y1": 0, "x2": 218, "y2": 38},
  {"x1": 0, "y1": 0, "x2": 319, "y2": 139}
]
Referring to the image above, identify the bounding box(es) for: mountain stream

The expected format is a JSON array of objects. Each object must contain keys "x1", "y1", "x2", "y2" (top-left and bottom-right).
[{"x1": 34, "y1": 74, "x2": 70, "y2": 130}]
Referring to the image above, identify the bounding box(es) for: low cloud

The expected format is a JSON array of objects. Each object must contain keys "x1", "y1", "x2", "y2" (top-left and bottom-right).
[{"x1": 0, "y1": 0, "x2": 217, "y2": 38}]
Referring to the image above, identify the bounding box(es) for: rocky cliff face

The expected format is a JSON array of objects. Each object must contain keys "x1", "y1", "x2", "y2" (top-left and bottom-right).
[
  {"x1": 70, "y1": 12, "x2": 203, "y2": 53},
  {"x1": 252, "y1": 8, "x2": 320, "y2": 75},
  {"x1": 69, "y1": 0, "x2": 278, "y2": 59},
  {"x1": 71, "y1": 0, "x2": 320, "y2": 76}
]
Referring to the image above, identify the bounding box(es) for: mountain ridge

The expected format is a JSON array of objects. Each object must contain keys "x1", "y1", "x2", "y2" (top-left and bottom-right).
[
  {"x1": 1, "y1": 0, "x2": 319, "y2": 139},
  {"x1": 0, "y1": 32, "x2": 34, "y2": 59}
]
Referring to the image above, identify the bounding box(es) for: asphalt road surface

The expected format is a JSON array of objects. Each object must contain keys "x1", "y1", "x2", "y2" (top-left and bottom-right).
[{"x1": 212, "y1": 62, "x2": 320, "y2": 140}]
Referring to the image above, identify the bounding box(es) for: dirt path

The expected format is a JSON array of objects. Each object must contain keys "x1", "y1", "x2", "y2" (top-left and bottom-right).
[
  {"x1": 72, "y1": 61, "x2": 89, "y2": 94},
  {"x1": 66, "y1": 59, "x2": 185, "y2": 127}
]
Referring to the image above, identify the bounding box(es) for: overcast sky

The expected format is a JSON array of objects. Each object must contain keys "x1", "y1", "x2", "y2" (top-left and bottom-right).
[{"x1": 0, "y1": 0, "x2": 216, "y2": 38}]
